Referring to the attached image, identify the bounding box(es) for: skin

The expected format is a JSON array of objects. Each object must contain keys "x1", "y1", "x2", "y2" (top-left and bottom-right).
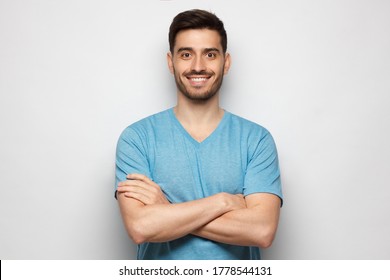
[
  {"x1": 168, "y1": 29, "x2": 229, "y2": 102},
  {"x1": 117, "y1": 29, "x2": 281, "y2": 248}
]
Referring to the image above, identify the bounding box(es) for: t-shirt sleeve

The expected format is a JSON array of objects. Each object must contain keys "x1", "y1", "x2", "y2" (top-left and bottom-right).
[
  {"x1": 243, "y1": 130, "x2": 283, "y2": 205},
  {"x1": 114, "y1": 126, "x2": 151, "y2": 199}
]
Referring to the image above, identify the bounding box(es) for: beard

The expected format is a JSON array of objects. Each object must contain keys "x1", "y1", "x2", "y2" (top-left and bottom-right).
[{"x1": 173, "y1": 68, "x2": 224, "y2": 102}]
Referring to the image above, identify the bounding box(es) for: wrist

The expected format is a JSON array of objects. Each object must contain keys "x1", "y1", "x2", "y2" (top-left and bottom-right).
[{"x1": 215, "y1": 192, "x2": 234, "y2": 212}]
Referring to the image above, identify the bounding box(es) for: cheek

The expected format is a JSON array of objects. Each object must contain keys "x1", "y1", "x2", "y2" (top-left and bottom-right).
[{"x1": 211, "y1": 61, "x2": 226, "y2": 73}]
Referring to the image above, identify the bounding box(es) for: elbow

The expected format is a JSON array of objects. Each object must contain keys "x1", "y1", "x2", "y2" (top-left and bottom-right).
[
  {"x1": 129, "y1": 232, "x2": 147, "y2": 245},
  {"x1": 118, "y1": 196, "x2": 154, "y2": 244},
  {"x1": 253, "y1": 226, "x2": 277, "y2": 249},
  {"x1": 257, "y1": 236, "x2": 274, "y2": 249},
  {"x1": 125, "y1": 220, "x2": 149, "y2": 245}
]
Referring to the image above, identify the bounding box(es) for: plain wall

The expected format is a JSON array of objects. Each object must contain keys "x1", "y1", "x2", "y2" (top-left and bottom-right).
[{"x1": 1, "y1": 0, "x2": 389, "y2": 259}]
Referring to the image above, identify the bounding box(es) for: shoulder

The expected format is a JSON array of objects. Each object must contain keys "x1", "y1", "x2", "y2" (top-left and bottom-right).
[
  {"x1": 225, "y1": 112, "x2": 279, "y2": 158},
  {"x1": 227, "y1": 111, "x2": 272, "y2": 139},
  {"x1": 119, "y1": 109, "x2": 171, "y2": 139}
]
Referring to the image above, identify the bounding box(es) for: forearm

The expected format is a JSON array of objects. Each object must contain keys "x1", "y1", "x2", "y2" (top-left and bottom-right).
[
  {"x1": 116, "y1": 175, "x2": 277, "y2": 247},
  {"x1": 192, "y1": 194, "x2": 281, "y2": 248},
  {"x1": 118, "y1": 192, "x2": 237, "y2": 244},
  {"x1": 192, "y1": 208, "x2": 269, "y2": 247}
]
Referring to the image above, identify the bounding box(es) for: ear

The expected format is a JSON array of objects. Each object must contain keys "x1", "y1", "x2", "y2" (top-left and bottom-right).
[
  {"x1": 167, "y1": 52, "x2": 174, "y2": 74},
  {"x1": 223, "y1": 52, "x2": 231, "y2": 75}
]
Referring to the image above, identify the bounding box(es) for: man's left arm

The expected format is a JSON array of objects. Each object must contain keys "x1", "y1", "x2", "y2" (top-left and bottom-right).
[
  {"x1": 195, "y1": 129, "x2": 282, "y2": 248},
  {"x1": 191, "y1": 192, "x2": 281, "y2": 248}
]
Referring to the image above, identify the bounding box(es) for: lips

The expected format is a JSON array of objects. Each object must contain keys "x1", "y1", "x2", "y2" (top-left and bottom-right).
[
  {"x1": 186, "y1": 75, "x2": 211, "y2": 87},
  {"x1": 189, "y1": 77, "x2": 208, "y2": 82}
]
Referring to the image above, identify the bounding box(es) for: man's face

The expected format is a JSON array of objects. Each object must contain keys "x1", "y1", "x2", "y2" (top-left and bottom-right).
[{"x1": 167, "y1": 29, "x2": 231, "y2": 101}]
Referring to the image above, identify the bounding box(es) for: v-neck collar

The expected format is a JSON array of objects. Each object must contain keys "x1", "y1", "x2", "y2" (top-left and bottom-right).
[{"x1": 168, "y1": 107, "x2": 229, "y2": 147}]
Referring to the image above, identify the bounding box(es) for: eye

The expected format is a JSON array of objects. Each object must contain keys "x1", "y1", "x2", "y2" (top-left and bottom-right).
[
  {"x1": 206, "y1": 52, "x2": 217, "y2": 59},
  {"x1": 181, "y1": 52, "x2": 192, "y2": 59}
]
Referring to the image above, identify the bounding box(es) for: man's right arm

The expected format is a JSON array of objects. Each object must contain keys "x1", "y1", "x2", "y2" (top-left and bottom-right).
[{"x1": 117, "y1": 174, "x2": 246, "y2": 244}]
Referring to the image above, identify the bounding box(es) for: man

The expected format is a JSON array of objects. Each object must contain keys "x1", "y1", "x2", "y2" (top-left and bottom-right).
[{"x1": 115, "y1": 9, "x2": 283, "y2": 260}]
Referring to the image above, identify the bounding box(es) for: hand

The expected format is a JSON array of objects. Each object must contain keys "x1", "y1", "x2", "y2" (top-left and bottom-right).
[
  {"x1": 231, "y1": 194, "x2": 247, "y2": 211},
  {"x1": 117, "y1": 174, "x2": 170, "y2": 205},
  {"x1": 220, "y1": 193, "x2": 247, "y2": 212}
]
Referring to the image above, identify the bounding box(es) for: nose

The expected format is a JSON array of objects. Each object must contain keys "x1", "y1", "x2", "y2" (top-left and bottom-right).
[{"x1": 190, "y1": 55, "x2": 206, "y2": 72}]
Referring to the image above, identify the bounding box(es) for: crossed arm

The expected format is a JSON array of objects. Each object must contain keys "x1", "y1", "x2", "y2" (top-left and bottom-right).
[{"x1": 117, "y1": 174, "x2": 281, "y2": 248}]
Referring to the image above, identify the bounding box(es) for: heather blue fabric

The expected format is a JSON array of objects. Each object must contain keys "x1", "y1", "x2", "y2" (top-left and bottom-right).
[{"x1": 115, "y1": 108, "x2": 283, "y2": 260}]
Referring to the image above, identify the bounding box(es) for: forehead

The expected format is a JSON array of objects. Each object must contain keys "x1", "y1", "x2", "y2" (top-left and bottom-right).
[{"x1": 174, "y1": 29, "x2": 222, "y2": 52}]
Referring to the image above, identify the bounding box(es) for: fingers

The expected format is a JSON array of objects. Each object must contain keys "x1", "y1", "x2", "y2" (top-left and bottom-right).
[
  {"x1": 118, "y1": 177, "x2": 150, "y2": 190},
  {"x1": 117, "y1": 174, "x2": 169, "y2": 205},
  {"x1": 117, "y1": 181, "x2": 153, "y2": 199},
  {"x1": 122, "y1": 174, "x2": 163, "y2": 194},
  {"x1": 126, "y1": 174, "x2": 159, "y2": 188},
  {"x1": 121, "y1": 187, "x2": 152, "y2": 204},
  {"x1": 231, "y1": 193, "x2": 247, "y2": 209},
  {"x1": 118, "y1": 178, "x2": 160, "y2": 196},
  {"x1": 117, "y1": 184, "x2": 155, "y2": 205}
]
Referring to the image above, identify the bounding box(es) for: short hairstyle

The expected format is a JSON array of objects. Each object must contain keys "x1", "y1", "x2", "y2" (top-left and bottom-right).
[{"x1": 168, "y1": 9, "x2": 227, "y2": 54}]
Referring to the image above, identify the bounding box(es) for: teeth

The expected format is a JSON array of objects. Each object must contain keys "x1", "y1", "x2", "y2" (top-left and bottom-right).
[{"x1": 190, "y1": 77, "x2": 207, "y2": 81}]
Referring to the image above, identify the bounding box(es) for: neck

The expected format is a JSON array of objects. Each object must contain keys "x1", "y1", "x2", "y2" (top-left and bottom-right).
[
  {"x1": 174, "y1": 92, "x2": 223, "y2": 126},
  {"x1": 173, "y1": 92, "x2": 224, "y2": 143}
]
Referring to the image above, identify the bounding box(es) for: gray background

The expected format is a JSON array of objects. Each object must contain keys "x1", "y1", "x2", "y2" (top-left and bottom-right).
[{"x1": 1, "y1": 0, "x2": 389, "y2": 259}]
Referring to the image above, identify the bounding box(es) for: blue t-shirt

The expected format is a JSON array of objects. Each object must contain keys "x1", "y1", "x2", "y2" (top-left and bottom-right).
[{"x1": 115, "y1": 108, "x2": 283, "y2": 260}]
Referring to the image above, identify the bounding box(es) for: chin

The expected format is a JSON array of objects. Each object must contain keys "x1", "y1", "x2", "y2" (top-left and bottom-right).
[{"x1": 182, "y1": 90, "x2": 217, "y2": 101}]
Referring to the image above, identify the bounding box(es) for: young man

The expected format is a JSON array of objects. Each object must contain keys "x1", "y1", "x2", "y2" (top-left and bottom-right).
[{"x1": 115, "y1": 9, "x2": 283, "y2": 260}]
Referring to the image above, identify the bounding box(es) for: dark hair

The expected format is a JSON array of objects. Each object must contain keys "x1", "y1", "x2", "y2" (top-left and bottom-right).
[{"x1": 169, "y1": 9, "x2": 227, "y2": 54}]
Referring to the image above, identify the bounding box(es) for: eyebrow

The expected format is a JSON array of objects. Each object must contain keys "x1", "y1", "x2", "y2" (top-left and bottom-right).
[
  {"x1": 177, "y1": 47, "x2": 193, "y2": 53},
  {"x1": 204, "y1": 48, "x2": 221, "y2": 53},
  {"x1": 176, "y1": 47, "x2": 221, "y2": 54}
]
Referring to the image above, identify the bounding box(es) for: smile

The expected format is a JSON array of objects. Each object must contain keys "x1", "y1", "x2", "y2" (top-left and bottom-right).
[
  {"x1": 185, "y1": 75, "x2": 212, "y2": 85},
  {"x1": 189, "y1": 77, "x2": 208, "y2": 82},
  {"x1": 186, "y1": 76, "x2": 211, "y2": 87}
]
